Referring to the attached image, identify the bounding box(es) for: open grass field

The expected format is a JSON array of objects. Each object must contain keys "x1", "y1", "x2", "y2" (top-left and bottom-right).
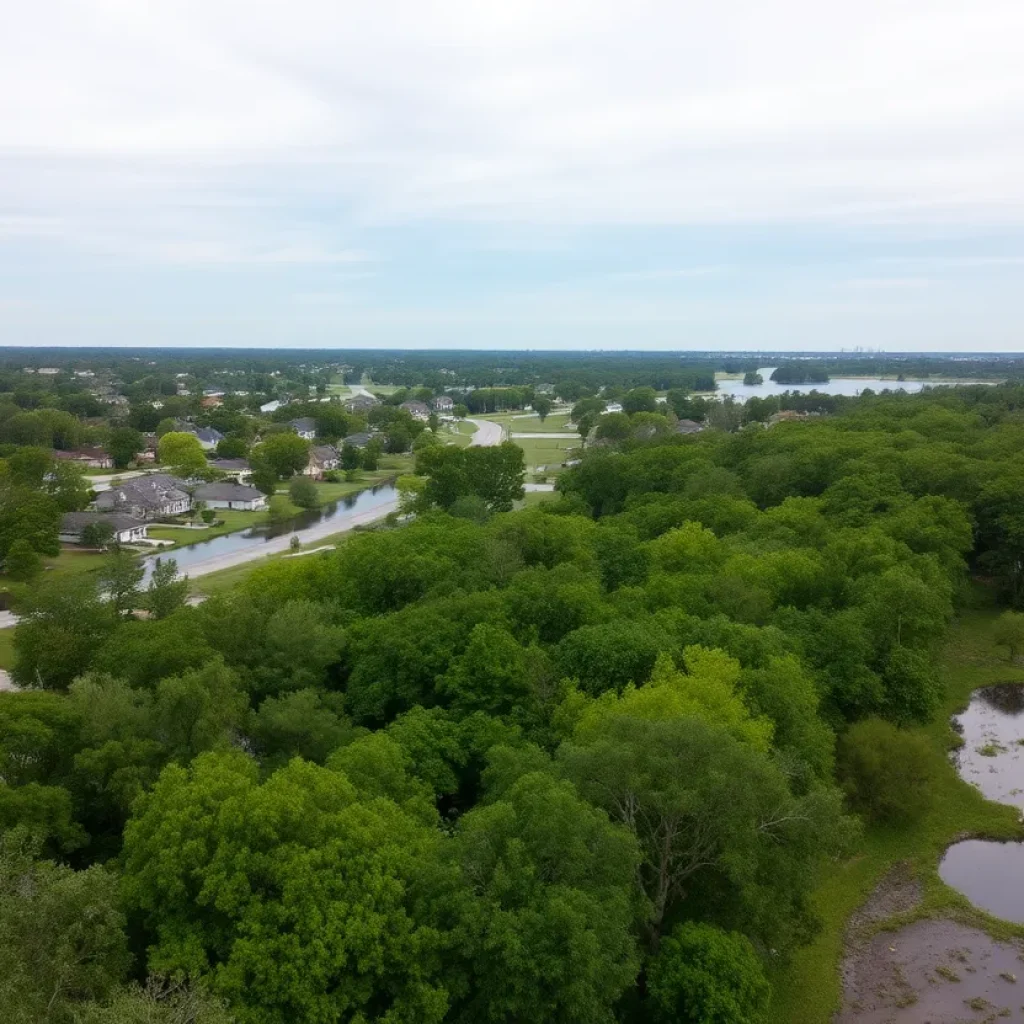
[
  {"x1": 0, "y1": 628, "x2": 15, "y2": 670},
  {"x1": 514, "y1": 436, "x2": 579, "y2": 472},
  {"x1": 768, "y1": 597, "x2": 1024, "y2": 1023},
  {"x1": 490, "y1": 411, "x2": 574, "y2": 433}
]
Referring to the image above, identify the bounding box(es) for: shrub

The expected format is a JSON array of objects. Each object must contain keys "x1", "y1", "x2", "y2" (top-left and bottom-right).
[
  {"x1": 201, "y1": 509, "x2": 216, "y2": 524},
  {"x1": 837, "y1": 717, "x2": 938, "y2": 824},
  {"x1": 288, "y1": 476, "x2": 321, "y2": 510}
]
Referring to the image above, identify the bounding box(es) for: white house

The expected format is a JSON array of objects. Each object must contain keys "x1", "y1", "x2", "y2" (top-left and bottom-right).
[
  {"x1": 60, "y1": 512, "x2": 149, "y2": 545},
  {"x1": 193, "y1": 482, "x2": 267, "y2": 511},
  {"x1": 432, "y1": 395, "x2": 454, "y2": 413},
  {"x1": 400, "y1": 401, "x2": 431, "y2": 422}
]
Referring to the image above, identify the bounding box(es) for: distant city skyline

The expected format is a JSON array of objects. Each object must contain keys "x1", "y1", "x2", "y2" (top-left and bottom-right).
[{"x1": 3, "y1": 1, "x2": 1024, "y2": 351}]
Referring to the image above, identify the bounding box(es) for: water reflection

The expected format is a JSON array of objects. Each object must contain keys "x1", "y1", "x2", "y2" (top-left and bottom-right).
[
  {"x1": 714, "y1": 367, "x2": 936, "y2": 403},
  {"x1": 951, "y1": 684, "x2": 1024, "y2": 812},
  {"x1": 141, "y1": 482, "x2": 397, "y2": 578},
  {"x1": 940, "y1": 840, "x2": 1024, "y2": 924}
]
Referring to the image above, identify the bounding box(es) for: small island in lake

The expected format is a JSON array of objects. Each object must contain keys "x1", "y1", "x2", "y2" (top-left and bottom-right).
[
  {"x1": 743, "y1": 371, "x2": 763, "y2": 386},
  {"x1": 769, "y1": 365, "x2": 831, "y2": 385}
]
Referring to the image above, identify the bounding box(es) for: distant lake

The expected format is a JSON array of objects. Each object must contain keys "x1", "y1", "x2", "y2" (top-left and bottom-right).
[{"x1": 714, "y1": 367, "x2": 939, "y2": 402}]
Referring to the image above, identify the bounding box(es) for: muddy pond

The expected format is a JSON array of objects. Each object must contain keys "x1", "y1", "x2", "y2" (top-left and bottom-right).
[
  {"x1": 837, "y1": 683, "x2": 1024, "y2": 1023},
  {"x1": 939, "y1": 683, "x2": 1024, "y2": 922}
]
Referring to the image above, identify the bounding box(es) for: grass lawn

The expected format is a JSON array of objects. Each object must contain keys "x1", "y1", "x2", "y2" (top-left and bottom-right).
[
  {"x1": 0, "y1": 628, "x2": 15, "y2": 670},
  {"x1": 516, "y1": 491, "x2": 556, "y2": 510},
  {"x1": 147, "y1": 509, "x2": 266, "y2": 546},
  {"x1": 768, "y1": 598, "x2": 1024, "y2": 1023},
  {"x1": 506, "y1": 412, "x2": 574, "y2": 433},
  {"x1": 514, "y1": 436, "x2": 580, "y2": 472}
]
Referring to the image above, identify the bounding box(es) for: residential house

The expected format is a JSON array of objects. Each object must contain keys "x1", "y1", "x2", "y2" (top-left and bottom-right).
[
  {"x1": 209, "y1": 458, "x2": 253, "y2": 482},
  {"x1": 674, "y1": 419, "x2": 704, "y2": 435},
  {"x1": 201, "y1": 395, "x2": 223, "y2": 409},
  {"x1": 432, "y1": 395, "x2": 454, "y2": 413},
  {"x1": 260, "y1": 399, "x2": 283, "y2": 414},
  {"x1": 400, "y1": 400, "x2": 431, "y2": 422},
  {"x1": 182, "y1": 426, "x2": 224, "y2": 450},
  {"x1": 194, "y1": 482, "x2": 267, "y2": 511},
  {"x1": 290, "y1": 417, "x2": 318, "y2": 440},
  {"x1": 304, "y1": 445, "x2": 340, "y2": 479},
  {"x1": 60, "y1": 512, "x2": 148, "y2": 546},
  {"x1": 343, "y1": 394, "x2": 378, "y2": 414},
  {"x1": 342, "y1": 432, "x2": 373, "y2": 449},
  {"x1": 37, "y1": 367, "x2": 60, "y2": 376},
  {"x1": 95, "y1": 474, "x2": 191, "y2": 519},
  {"x1": 52, "y1": 447, "x2": 113, "y2": 469}
]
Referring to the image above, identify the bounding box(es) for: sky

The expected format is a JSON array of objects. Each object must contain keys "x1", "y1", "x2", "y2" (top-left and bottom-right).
[{"x1": 2, "y1": 0, "x2": 1024, "y2": 351}]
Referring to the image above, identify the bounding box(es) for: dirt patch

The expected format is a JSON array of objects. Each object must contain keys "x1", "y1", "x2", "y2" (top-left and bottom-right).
[
  {"x1": 837, "y1": 866, "x2": 1024, "y2": 1022},
  {"x1": 845, "y1": 862, "x2": 923, "y2": 940}
]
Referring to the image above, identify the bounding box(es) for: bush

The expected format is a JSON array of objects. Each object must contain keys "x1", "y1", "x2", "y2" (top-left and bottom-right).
[
  {"x1": 323, "y1": 470, "x2": 342, "y2": 483},
  {"x1": 837, "y1": 718, "x2": 939, "y2": 824},
  {"x1": 4, "y1": 539, "x2": 43, "y2": 582},
  {"x1": 647, "y1": 921, "x2": 770, "y2": 1024},
  {"x1": 288, "y1": 476, "x2": 321, "y2": 510},
  {"x1": 201, "y1": 509, "x2": 216, "y2": 524}
]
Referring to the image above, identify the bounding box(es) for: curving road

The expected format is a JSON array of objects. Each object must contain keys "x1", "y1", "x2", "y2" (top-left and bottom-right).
[{"x1": 467, "y1": 418, "x2": 504, "y2": 446}]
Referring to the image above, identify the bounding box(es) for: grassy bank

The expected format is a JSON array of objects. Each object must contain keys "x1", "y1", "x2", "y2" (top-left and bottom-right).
[
  {"x1": 769, "y1": 600, "x2": 1024, "y2": 1023},
  {"x1": 0, "y1": 628, "x2": 14, "y2": 670}
]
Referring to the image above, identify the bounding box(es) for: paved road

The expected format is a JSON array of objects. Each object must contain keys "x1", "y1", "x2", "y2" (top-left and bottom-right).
[
  {"x1": 88, "y1": 469, "x2": 154, "y2": 493},
  {"x1": 0, "y1": 611, "x2": 17, "y2": 629},
  {"x1": 467, "y1": 418, "x2": 504, "y2": 446},
  {"x1": 523, "y1": 483, "x2": 556, "y2": 492}
]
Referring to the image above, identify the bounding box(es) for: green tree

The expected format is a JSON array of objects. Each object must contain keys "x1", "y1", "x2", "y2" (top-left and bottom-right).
[
  {"x1": 0, "y1": 484, "x2": 61, "y2": 560},
  {"x1": 596, "y1": 412, "x2": 632, "y2": 442},
  {"x1": 249, "y1": 689, "x2": 355, "y2": 768},
  {"x1": 647, "y1": 921, "x2": 770, "y2": 1024},
  {"x1": 361, "y1": 437, "x2": 383, "y2": 471},
  {"x1": 144, "y1": 558, "x2": 189, "y2": 620},
  {"x1": 81, "y1": 519, "x2": 116, "y2": 549},
  {"x1": 76, "y1": 977, "x2": 234, "y2": 1024},
  {"x1": 13, "y1": 576, "x2": 118, "y2": 690},
  {"x1": 622, "y1": 387, "x2": 658, "y2": 415},
  {"x1": 252, "y1": 433, "x2": 310, "y2": 479},
  {"x1": 993, "y1": 609, "x2": 1024, "y2": 662},
  {"x1": 452, "y1": 403, "x2": 469, "y2": 419},
  {"x1": 157, "y1": 432, "x2": 207, "y2": 477},
  {"x1": 532, "y1": 396, "x2": 552, "y2": 421},
  {"x1": 0, "y1": 829, "x2": 130, "y2": 1023},
  {"x1": 98, "y1": 551, "x2": 144, "y2": 616},
  {"x1": 837, "y1": 718, "x2": 938, "y2": 824},
  {"x1": 108, "y1": 427, "x2": 144, "y2": 469},
  {"x1": 446, "y1": 771, "x2": 641, "y2": 1024},
  {"x1": 215, "y1": 434, "x2": 248, "y2": 459},
  {"x1": 287, "y1": 475, "x2": 320, "y2": 509},
  {"x1": 122, "y1": 752, "x2": 448, "y2": 1024},
  {"x1": 4, "y1": 538, "x2": 42, "y2": 582}
]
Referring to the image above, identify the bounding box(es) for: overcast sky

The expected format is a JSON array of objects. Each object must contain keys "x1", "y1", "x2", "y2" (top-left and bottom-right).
[{"x1": 3, "y1": 0, "x2": 1024, "y2": 351}]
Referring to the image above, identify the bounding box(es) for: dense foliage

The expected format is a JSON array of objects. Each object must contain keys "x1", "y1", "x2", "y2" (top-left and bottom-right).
[{"x1": 6, "y1": 380, "x2": 1024, "y2": 1021}]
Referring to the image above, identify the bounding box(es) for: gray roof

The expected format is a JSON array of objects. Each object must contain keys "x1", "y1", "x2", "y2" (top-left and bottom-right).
[
  {"x1": 192, "y1": 426, "x2": 224, "y2": 443},
  {"x1": 210, "y1": 458, "x2": 250, "y2": 471},
  {"x1": 675, "y1": 419, "x2": 703, "y2": 434},
  {"x1": 290, "y1": 417, "x2": 317, "y2": 432},
  {"x1": 194, "y1": 482, "x2": 264, "y2": 502},
  {"x1": 61, "y1": 511, "x2": 146, "y2": 535},
  {"x1": 400, "y1": 401, "x2": 430, "y2": 414},
  {"x1": 310, "y1": 444, "x2": 338, "y2": 460},
  {"x1": 344, "y1": 394, "x2": 378, "y2": 408},
  {"x1": 342, "y1": 432, "x2": 373, "y2": 448},
  {"x1": 95, "y1": 473, "x2": 189, "y2": 512}
]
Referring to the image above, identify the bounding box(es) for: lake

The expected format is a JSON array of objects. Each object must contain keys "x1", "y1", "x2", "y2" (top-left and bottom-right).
[{"x1": 714, "y1": 367, "x2": 938, "y2": 402}]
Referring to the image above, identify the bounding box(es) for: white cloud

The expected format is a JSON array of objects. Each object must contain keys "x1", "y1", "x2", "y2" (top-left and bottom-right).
[{"x1": 3, "y1": 0, "x2": 1024, "y2": 234}]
